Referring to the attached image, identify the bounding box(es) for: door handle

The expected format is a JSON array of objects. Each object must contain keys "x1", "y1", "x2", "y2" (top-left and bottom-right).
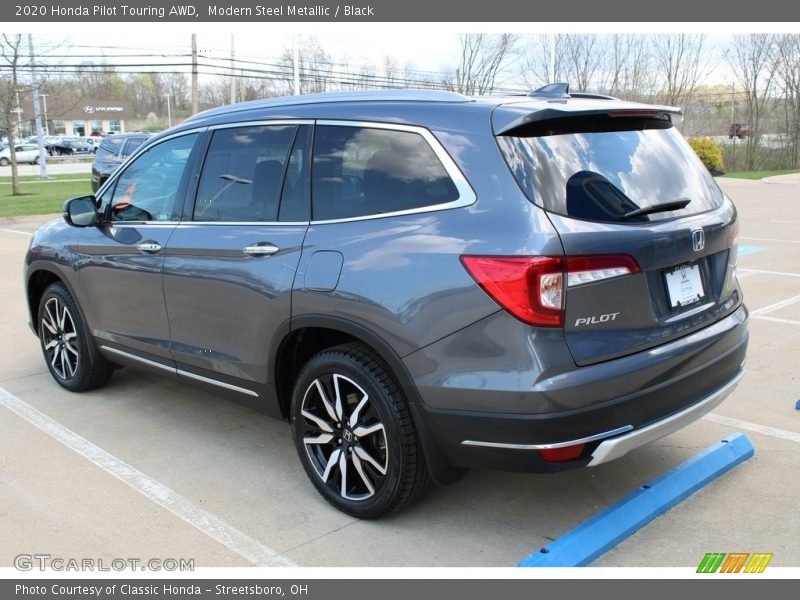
[
  {"x1": 243, "y1": 244, "x2": 279, "y2": 257},
  {"x1": 136, "y1": 242, "x2": 162, "y2": 253}
]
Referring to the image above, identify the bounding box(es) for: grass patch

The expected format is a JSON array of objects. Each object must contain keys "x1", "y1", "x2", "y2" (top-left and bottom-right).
[
  {"x1": 0, "y1": 178, "x2": 92, "y2": 217},
  {"x1": 721, "y1": 169, "x2": 800, "y2": 180},
  {"x1": 0, "y1": 172, "x2": 89, "y2": 183}
]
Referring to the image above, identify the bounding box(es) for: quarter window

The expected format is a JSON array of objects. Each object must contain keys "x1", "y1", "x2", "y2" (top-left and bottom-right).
[
  {"x1": 108, "y1": 133, "x2": 197, "y2": 222},
  {"x1": 194, "y1": 125, "x2": 296, "y2": 222},
  {"x1": 311, "y1": 125, "x2": 459, "y2": 220}
]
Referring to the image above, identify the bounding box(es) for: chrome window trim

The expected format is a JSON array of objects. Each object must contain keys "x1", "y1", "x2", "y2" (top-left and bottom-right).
[
  {"x1": 100, "y1": 120, "x2": 477, "y2": 227},
  {"x1": 207, "y1": 119, "x2": 314, "y2": 130},
  {"x1": 309, "y1": 119, "x2": 477, "y2": 224},
  {"x1": 104, "y1": 222, "x2": 181, "y2": 227},
  {"x1": 174, "y1": 221, "x2": 310, "y2": 227},
  {"x1": 461, "y1": 425, "x2": 634, "y2": 451}
]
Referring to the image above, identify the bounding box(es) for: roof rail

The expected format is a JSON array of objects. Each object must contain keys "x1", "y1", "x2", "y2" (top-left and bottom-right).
[{"x1": 186, "y1": 89, "x2": 472, "y2": 121}]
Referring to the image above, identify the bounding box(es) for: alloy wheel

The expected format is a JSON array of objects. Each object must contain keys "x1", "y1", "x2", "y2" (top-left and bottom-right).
[
  {"x1": 298, "y1": 373, "x2": 389, "y2": 501},
  {"x1": 41, "y1": 296, "x2": 80, "y2": 380}
]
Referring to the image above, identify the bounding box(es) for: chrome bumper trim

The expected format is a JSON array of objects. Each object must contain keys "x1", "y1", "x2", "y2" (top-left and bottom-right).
[{"x1": 587, "y1": 368, "x2": 745, "y2": 466}]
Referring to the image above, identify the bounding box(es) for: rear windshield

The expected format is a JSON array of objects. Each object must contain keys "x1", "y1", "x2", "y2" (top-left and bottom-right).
[
  {"x1": 497, "y1": 122, "x2": 725, "y2": 223},
  {"x1": 96, "y1": 137, "x2": 124, "y2": 161}
]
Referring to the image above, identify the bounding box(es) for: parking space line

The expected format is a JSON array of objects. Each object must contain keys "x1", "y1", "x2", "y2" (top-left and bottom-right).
[
  {"x1": 752, "y1": 315, "x2": 800, "y2": 326},
  {"x1": 0, "y1": 386, "x2": 297, "y2": 567},
  {"x1": 773, "y1": 220, "x2": 800, "y2": 225},
  {"x1": 750, "y1": 293, "x2": 800, "y2": 316},
  {"x1": 517, "y1": 433, "x2": 754, "y2": 567},
  {"x1": 741, "y1": 236, "x2": 800, "y2": 245},
  {"x1": 738, "y1": 268, "x2": 800, "y2": 278},
  {"x1": 703, "y1": 414, "x2": 800, "y2": 444},
  {"x1": 0, "y1": 228, "x2": 32, "y2": 236}
]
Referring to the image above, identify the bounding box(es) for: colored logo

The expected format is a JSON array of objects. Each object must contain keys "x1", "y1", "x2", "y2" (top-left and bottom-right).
[{"x1": 697, "y1": 552, "x2": 773, "y2": 573}]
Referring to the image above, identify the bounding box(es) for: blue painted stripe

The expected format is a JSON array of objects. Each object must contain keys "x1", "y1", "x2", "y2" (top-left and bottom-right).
[
  {"x1": 738, "y1": 245, "x2": 766, "y2": 257},
  {"x1": 517, "y1": 432, "x2": 754, "y2": 567}
]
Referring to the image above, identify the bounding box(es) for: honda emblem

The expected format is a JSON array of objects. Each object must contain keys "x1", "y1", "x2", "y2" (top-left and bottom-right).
[{"x1": 692, "y1": 229, "x2": 705, "y2": 252}]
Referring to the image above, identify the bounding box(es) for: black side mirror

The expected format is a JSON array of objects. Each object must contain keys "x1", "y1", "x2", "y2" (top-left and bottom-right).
[{"x1": 63, "y1": 195, "x2": 99, "y2": 227}]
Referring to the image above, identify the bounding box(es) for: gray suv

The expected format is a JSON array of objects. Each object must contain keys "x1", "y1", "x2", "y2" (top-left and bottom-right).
[{"x1": 25, "y1": 86, "x2": 748, "y2": 518}]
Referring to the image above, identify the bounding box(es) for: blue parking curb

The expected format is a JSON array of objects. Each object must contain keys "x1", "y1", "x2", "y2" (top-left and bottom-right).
[
  {"x1": 737, "y1": 245, "x2": 766, "y2": 257},
  {"x1": 517, "y1": 432, "x2": 754, "y2": 567}
]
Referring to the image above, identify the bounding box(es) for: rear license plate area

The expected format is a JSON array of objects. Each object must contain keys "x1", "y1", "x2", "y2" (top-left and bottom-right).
[{"x1": 664, "y1": 263, "x2": 705, "y2": 308}]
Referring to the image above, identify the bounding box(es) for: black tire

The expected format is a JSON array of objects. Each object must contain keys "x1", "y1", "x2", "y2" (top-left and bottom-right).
[
  {"x1": 291, "y1": 343, "x2": 429, "y2": 519},
  {"x1": 37, "y1": 282, "x2": 113, "y2": 392},
  {"x1": 0, "y1": 158, "x2": 9, "y2": 167}
]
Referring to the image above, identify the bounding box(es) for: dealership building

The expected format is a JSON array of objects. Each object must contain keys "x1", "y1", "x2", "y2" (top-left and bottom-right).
[{"x1": 19, "y1": 99, "x2": 131, "y2": 137}]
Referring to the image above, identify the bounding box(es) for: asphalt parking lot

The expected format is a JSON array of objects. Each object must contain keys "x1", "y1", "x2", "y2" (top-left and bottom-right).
[{"x1": 0, "y1": 176, "x2": 798, "y2": 569}]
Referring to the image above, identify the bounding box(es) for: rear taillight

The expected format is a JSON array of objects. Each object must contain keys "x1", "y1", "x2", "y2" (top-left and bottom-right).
[
  {"x1": 565, "y1": 255, "x2": 640, "y2": 287},
  {"x1": 460, "y1": 256, "x2": 563, "y2": 326},
  {"x1": 461, "y1": 254, "x2": 639, "y2": 328}
]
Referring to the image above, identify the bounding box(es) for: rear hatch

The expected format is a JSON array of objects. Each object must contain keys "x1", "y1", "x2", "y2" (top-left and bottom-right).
[{"x1": 494, "y1": 102, "x2": 742, "y2": 366}]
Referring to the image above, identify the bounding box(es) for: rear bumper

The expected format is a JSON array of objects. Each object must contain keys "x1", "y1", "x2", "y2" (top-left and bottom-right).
[
  {"x1": 587, "y1": 367, "x2": 742, "y2": 466},
  {"x1": 407, "y1": 304, "x2": 748, "y2": 474}
]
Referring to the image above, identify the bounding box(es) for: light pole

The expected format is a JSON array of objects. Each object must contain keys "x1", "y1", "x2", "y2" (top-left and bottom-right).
[
  {"x1": 40, "y1": 94, "x2": 48, "y2": 135},
  {"x1": 164, "y1": 93, "x2": 172, "y2": 128}
]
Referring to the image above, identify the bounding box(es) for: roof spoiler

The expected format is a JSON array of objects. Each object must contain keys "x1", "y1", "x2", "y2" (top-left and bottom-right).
[{"x1": 496, "y1": 103, "x2": 683, "y2": 136}]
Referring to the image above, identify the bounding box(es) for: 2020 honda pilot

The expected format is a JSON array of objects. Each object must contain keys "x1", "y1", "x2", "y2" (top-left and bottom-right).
[{"x1": 25, "y1": 85, "x2": 748, "y2": 518}]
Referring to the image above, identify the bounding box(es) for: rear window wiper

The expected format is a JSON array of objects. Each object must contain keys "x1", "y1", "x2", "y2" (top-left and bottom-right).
[{"x1": 621, "y1": 198, "x2": 691, "y2": 220}]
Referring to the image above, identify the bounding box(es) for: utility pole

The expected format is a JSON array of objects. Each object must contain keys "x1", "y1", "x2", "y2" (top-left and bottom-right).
[
  {"x1": 27, "y1": 34, "x2": 47, "y2": 178},
  {"x1": 229, "y1": 34, "x2": 236, "y2": 104},
  {"x1": 164, "y1": 93, "x2": 172, "y2": 128},
  {"x1": 191, "y1": 34, "x2": 199, "y2": 114},
  {"x1": 40, "y1": 94, "x2": 48, "y2": 135},
  {"x1": 293, "y1": 34, "x2": 300, "y2": 95}
]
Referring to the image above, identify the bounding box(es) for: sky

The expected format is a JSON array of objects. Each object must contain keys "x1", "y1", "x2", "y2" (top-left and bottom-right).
[{"x1": 17, "y1": 23, "x2": 800, "y2": 90}]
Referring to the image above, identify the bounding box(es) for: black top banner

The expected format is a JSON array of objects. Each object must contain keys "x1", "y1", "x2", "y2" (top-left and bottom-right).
[{"x1": 4, "y1": 0, "x2": 800, "y2": 22}]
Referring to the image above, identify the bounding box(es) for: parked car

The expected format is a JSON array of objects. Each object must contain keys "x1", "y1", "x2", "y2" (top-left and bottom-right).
[
  {"x1": 25, "y1": 86, "x2": 748, "y2": 518},
  {"x1": 47, "y1": 137, "x2": 94, "y2": 156},
  {"x1": 91, "y1": 132, "x2": 152, "y2": 192},
  {"x1": 0, "y1": 143, "x2": 41, "y2": 166},
  {"x1": 729, "y1": 123, "x2": 752, "y2": 139}
]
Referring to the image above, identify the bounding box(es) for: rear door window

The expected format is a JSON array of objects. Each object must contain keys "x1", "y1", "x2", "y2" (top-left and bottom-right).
[
  {"x1": 311, "y1": 125, "x2": 459, "y2": 220},
  {"x1": 497, "y1": 120, "x2": 725, "y2": 223}
]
